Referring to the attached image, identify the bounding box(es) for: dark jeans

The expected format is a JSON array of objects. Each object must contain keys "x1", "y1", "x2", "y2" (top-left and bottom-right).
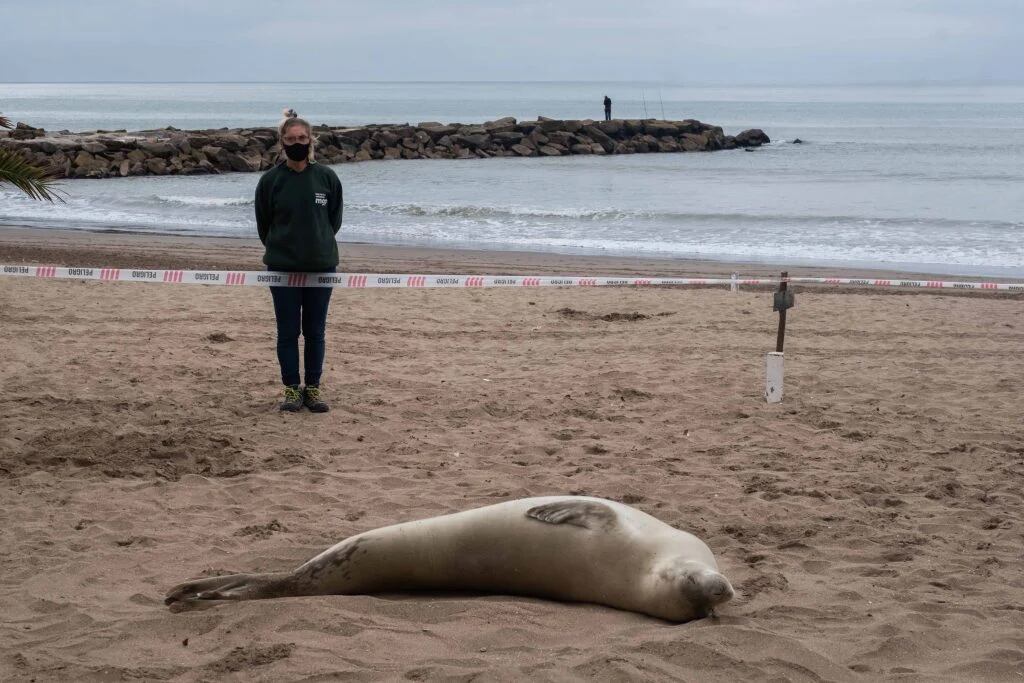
[
  {"x1": 604, "y1": 109, "x2": 611, "y2": 121},
  {"x1": 270, "y1": 274, "x2": 334, "y2": 387}
]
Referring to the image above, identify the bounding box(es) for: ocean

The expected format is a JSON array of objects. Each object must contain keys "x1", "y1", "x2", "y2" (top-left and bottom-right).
[{"x1": 1, "y1": 82, "x2": 1022, "y2": 277}]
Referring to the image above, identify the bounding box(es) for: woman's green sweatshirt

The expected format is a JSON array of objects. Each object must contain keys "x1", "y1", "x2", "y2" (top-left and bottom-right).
[{"x1": 255, "y1": 162, "x2": 343, "y2": 272}]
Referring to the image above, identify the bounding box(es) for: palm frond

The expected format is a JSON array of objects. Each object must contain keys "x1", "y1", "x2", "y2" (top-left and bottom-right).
[{"x1": 0, "y1": 147, "x2": 65, "y2": 202}]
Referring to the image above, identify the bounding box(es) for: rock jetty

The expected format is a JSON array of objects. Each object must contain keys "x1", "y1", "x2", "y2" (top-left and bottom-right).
[{"x1": 0, "y1": 117, "x2": 770, "y2": 179}]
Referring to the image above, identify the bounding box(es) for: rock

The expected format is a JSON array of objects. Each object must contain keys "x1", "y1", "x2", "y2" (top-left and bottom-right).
[
  {"x1": 644, "y1": 121, "x2": 678, "y2": 137},
  {"x1": 127, "y1": 149, "x2": 148, "y2": 163},
  {"x1": 170, "y1": 137, "x2": 192, "y2": 154},
  {"x1": 315, "y1": 131, "x2": 337, "y2": 147},
  {"x1": 589, "y1": 143, "x2": 606, "y2": 155},
  {"x1": 201, "y1": 145, "x2": 225, "y2": 163},
  {"x1": 492, "y1": 131, "x2": 524, "y2": 145},
  {"x1": 546, "y1": 131, "x2": 576, "y2": 146},
  {"x1": 623, "y1": 120, "x2": 645, "y2": 136},
  {"x1": 680, "y1": 134, "x2": 705, "y2": 152},
  {"x1": 528, "y1": 130, "x2": 549, "y2": 146},
  {"x1": 215, "y1": 134, "x2": 248, "y2": 152},
  {"x1": 483, "y1": 117, "x2": 516, "y2": 134},
  {"x1": 10, "y1": 123, "x2": 44, "y2": 140},
  {"x1": 537, "y1": 119, "x2": 568, "y2": 133},
  {"x1": 417, "y1": 123, "x2": 458, "y2": 140},
  {"x1": 451, "y1": 133, "x2": 488, "y2": 149},
  {"x1": 570, "y1": 144, "x2": 593, "y2": 154},
  {"x1": 73, "y1": 151, "x2": 96, "y2": 167},
  {"x1": 138, "y1": 141, "x2": 175, "y2": 157},
  {"x1": 353, "y1": 149, "x2": 372, "y2": 162},
  {"x1": 582, "y1": 125, "x2": 615, "y2": 152},
  {"x1": 224, "y1": 152, "x2": 257, "y2": 172},
  {"x1": 792, "y1": 138, "x2": 803, "y2": 144},
  {"x1": 734, "y1": 129, "x2": 770, "y2": 147},
  {"x1": 510, "y1": 144, "x2": 535, "y2": 157},
  {"x1": 99, "y1": 138, "x2": 131, "y2": 152},
  {"x1": 27, "y1": 140, "x2": 59, "y2": 154},
  {"x1": 335, "y1": 128, "x2": 370, "y2": 145},
  {"x1": 383, "y1": 146, "x2": 401, "y2": 160},
  {"x1": 144, "y1": 158, "x2": 168, "y2": 175},
  {"x1": 81, "y1": 141, "x2": 108, "y2": 154},
  {"x1": 538, "y1": 145, "x2": 562, "y2": 156},
  {"x1": 119, "y1": 159, "x2": 131, "y2": 176},
  {"x1": 678, "y1": 119, "x2": 705, "y2": 135},
  {"x1": 596, "y1": 120, "x2": 623, "y2": 136}
]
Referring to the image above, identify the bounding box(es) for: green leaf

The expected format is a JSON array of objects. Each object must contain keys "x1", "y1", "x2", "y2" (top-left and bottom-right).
[{"x1": 0, "y1": 147, "x2": 65, "y2": 202}]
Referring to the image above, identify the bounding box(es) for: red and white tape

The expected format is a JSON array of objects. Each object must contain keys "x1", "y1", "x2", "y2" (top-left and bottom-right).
[{"x1": 1, "y1": 264, "x2": 1022, "y2": 292}]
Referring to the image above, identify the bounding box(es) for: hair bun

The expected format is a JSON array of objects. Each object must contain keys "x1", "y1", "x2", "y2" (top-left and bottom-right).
[{"x1": 282, "y1": 108, "x2": 298, "y2": 119}]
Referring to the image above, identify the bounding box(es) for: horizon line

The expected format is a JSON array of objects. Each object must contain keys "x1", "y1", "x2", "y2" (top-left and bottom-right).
[{"x1": 3, "y1": 79, "x2": 1024, "y2": 87}]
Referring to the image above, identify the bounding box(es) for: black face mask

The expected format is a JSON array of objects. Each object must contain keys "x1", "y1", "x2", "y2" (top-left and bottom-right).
[{"x1": 284, "y1": 141, "x2": 310, "y2": 161}]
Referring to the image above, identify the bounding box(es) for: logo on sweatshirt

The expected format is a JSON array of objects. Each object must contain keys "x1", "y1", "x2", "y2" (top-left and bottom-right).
[{"x1": 314, "y1": 192, "x2": 328, "y2": 206}]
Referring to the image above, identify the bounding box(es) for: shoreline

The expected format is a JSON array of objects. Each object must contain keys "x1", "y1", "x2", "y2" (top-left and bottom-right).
[{"x1": 1, "y1": 225, "x2": 1022, "y2": 287}]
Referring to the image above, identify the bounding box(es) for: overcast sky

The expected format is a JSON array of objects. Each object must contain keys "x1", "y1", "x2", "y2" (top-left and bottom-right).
[{"x1": 3, "y1": 0, "x2": 1021, "y2": 84}]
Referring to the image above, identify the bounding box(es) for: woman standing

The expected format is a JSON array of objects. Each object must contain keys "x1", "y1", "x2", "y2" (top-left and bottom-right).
[{"x1": 255, "y1": 110, "x2": 343, "y2": 413}]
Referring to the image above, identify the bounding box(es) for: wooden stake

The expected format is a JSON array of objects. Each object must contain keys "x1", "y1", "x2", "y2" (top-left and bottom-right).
[{"x1": 776, "y1": 271, "x2": 788, "y2": 352}]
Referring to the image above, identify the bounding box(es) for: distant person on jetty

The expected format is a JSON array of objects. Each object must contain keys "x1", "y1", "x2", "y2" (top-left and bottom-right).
[
  {"x1": 604, "y1": 95, "x2": 612, "y2": 121},
  {"x1": 255, "y1": 109, "x2": 344, "y2": 413}
]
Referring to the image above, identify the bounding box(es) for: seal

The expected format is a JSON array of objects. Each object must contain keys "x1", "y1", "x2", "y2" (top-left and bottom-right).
[{"x1": 164, "y1": 496, "x2": 734, "y2": 622}]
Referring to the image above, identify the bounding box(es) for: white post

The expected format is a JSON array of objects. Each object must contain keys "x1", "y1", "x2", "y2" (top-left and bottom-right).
[
  {"x1": 730, "y1": 272, "x2": 738, "y2": 292},
  {"x1": 765, "y1": 351, "x2": 784, "y2": 403}
]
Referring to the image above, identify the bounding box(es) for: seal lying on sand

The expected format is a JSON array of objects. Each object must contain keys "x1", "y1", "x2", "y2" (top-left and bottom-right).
[{"x1": 165, "y1": 496, "x2": 733, "y2": 622}]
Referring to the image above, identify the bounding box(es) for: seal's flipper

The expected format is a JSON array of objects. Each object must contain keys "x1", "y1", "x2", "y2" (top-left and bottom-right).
[
  {"x1": 526, "y1": 500, "x2": 618, "y2": 530},
  {"x1": 164, "y1": 572, "x2": 289, "y2": 611}
]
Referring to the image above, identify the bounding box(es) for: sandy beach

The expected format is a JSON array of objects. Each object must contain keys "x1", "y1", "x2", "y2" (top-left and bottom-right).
[{"x1": 2, "y1": 227, "x2": 1023, "y2": 681}]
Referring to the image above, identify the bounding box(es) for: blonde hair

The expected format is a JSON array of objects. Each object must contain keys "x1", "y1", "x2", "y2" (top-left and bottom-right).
[{"x1": 278, "y1": 108, "x2": 315, "y2": 162}]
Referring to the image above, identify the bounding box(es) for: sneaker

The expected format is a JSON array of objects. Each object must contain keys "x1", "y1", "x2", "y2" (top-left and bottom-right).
[
  {"x1": 303, "y1": 385, "x2": 330, "y2": 413},
  {"x1": 280, "y1": 385, "x2": 303, "y2": 412}
]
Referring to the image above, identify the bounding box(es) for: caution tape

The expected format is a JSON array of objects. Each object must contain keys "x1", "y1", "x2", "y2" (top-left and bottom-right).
[{"x1": 1, "y1": 264, "x2": 1022, "y2": 292}]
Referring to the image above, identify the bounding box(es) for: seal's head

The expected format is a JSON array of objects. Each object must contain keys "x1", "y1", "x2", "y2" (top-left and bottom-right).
[
  {"x1": 653, "y1": 559, "x2": 735, "y2": 621},
  {"x1": 682, "y1": 565, "x2": 735, "y2": 616}
]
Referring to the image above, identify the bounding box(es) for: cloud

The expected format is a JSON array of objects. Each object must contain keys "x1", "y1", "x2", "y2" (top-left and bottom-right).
[{"x1": 1, "y1": 0, "x2": 1021, "y2": 82}]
